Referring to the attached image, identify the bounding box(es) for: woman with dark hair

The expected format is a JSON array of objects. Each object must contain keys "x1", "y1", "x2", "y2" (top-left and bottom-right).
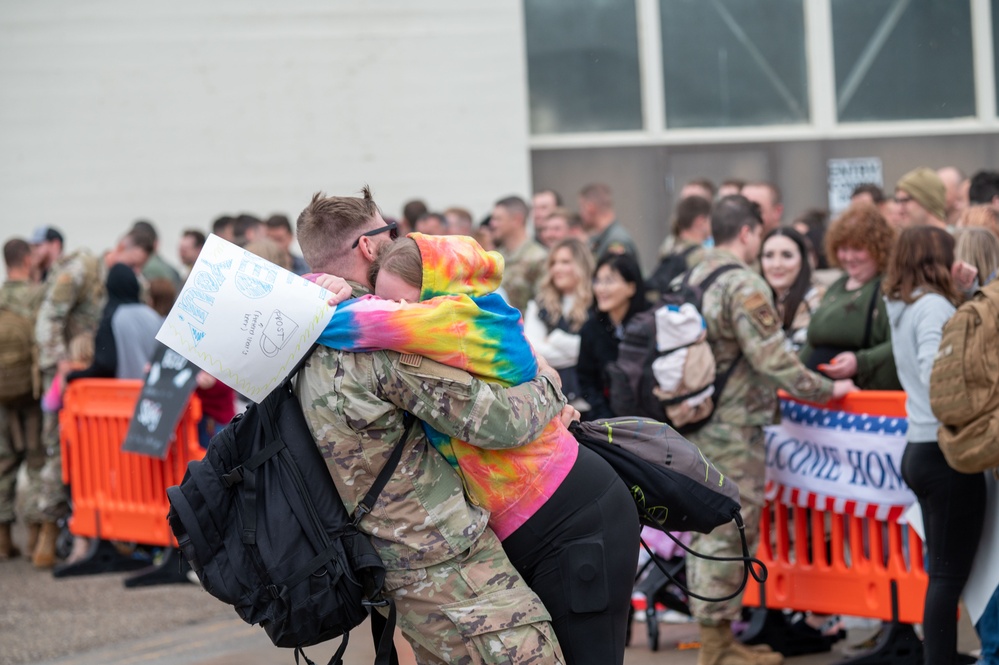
[
  {"x1": 799, "y1": 203, "x2": 902, "y2": 390},
  {"x1": 760, "y1": 227, "x2": 824, "y2": 352},
  {"x1": 884, "y1": 226, "x2": 985, "y2": 665},
  {"x1": 792, "y1": 208, "x2": 830, "y2": 271},
  {"x1": 66, "y1": 263, "x2": 161, "y2": 382},
  {"x1": 577, "y1": 253, "x2": 648, "y2": 420}
]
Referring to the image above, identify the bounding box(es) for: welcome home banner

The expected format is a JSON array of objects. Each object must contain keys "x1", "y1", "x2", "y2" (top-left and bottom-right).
[{"x1": 763, "y1": 394, "x2": 916, "y2": 521}]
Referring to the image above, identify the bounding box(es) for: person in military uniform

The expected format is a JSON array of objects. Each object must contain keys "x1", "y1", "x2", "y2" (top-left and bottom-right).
[
  {"x1": 491, "y1": 195, "x2": 548, "y2": 316},
  {"x1": 578, "y1": 183, "x2": 639, "y2": 266},
  {"x1": 0, "y1": 239, "x2": 46, "y2": 560},
  {"x1": 295, "y1": 189, "x2": 566, "y2": 664},
  {"x1": 677, "y1": 196, "x2": 856, "y2": 665},
  {"x1": 29, "y1": 226, "x2": 106, "y2": 568}
]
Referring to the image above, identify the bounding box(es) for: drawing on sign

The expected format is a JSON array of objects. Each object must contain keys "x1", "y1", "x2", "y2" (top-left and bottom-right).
[
  {"x1": 136, "y1": 399, "x2": 163, "y2": 433},
  {"x1": 261, "y1": 310, "x2": 299, "y2": 357}
]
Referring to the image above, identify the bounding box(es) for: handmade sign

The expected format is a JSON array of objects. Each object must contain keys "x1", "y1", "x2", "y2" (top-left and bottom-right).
[
  {"x1": 156, "y1": 234, "x2": 335, "y2": 401},
  {"x1": 122, "y1": 344, "x2": 200, "y2": 458}
]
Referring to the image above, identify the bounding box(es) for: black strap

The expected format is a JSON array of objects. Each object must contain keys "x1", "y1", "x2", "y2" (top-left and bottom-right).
[
  {"x1": 861, "y1": 278, "x2": 882, "y2": 350},
  {"x1": 370, "y1": 602, "x2": 399, "y2": 665},
  {"x1": 690, "y1": 263, "x2": 744, "y2": 401},
  {"x1": 238, "y1": 345, "x2": 319, "y2": 544},
  {"x1": 353, "y1": 414, "x2": 418, "y2": 526}
]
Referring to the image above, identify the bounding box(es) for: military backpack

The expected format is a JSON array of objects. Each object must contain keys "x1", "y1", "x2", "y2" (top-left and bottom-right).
[
  {"x1": 929, "y1": 281, "x2": 999, "y2": 473},
  {"x1": 167, "y1": 347, "x2": 409, "y2": 665},
  {"x1": 607, "y1": 265, "x2": 741, "y2": 433},
  {"x1": 0, "y1": 306, "x2": 37, "y2": 403}
]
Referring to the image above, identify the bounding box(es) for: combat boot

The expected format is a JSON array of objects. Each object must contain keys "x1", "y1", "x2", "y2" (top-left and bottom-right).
[
  {"x1": 32, "y1": 521, "x2": 60, "y2": 568},
  {"x1": 26, "y1": 522, "x2": 40, "y2": 555},
  {"x1": 0, "y1": 522, "x2": 21, "y2": 559},
  {"x1": 697, "y1": 621, "x2": 784, "y2": 665}
]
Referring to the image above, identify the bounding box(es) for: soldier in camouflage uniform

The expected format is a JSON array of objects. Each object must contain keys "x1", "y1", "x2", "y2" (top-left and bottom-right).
[
  {"x1": 0, "y1": 239, "x2": 46, "y2": 560},
  {"x1": 491, "y1": 195, "x2": 548, "y2": 315},
  {"x1": 296, "y1": 189, "x2": 565, "y2": 664},
  {"x1": 678, "y1": 197, "x2": 855, "y2": 665},
  {"x1": 28, "y1": 227, "x2": 106, "y2": 568},
  {"x1": 578, "y1": 183, "x2": 639, "y2": 266}
]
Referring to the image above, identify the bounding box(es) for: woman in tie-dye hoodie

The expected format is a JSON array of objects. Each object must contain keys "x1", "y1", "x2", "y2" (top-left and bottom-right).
[{"x1": 316, "y1": 232, "x2": 639, "y2": 665}]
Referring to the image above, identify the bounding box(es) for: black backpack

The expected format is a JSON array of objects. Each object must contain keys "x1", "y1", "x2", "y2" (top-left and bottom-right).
[
  {"x1": 607, "y1": 265, "x2": 741, "y2": 433},
  {"x1": 166, "y1": 348, "x2": 412, "y2": 665},
  {"x1": 645, "y1": 245, "x2": 698, "y2": 301}
]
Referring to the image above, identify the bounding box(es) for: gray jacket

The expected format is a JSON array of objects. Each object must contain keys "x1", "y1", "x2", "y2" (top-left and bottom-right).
[{"x1": 885, "y1": 292, "x2": 955, "y2": 443}]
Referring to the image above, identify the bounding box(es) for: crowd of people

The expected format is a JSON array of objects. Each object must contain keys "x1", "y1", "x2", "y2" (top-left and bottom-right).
[{"x1": 2, "y1": 166, "x2": 999, "y2": 664}]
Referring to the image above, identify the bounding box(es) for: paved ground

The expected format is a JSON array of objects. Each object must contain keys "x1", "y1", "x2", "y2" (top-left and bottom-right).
[{"x1": 1, "y1": 523, "x2": 980, "y2": 665}]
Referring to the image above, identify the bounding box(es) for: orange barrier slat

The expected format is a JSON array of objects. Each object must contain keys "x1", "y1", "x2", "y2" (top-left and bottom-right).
[{"x1": 58, "y1": 379, "x2": 204, "y2": 548}]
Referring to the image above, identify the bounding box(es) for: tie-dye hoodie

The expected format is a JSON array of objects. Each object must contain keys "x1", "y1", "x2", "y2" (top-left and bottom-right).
[{"x1": 317, "y1": 233, "x2": 578, "y2": 539}]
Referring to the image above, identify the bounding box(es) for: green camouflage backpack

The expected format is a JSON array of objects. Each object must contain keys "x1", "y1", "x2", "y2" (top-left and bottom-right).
[{"x1": 0, "y1": 306, "x2": 37, "y2": 403}]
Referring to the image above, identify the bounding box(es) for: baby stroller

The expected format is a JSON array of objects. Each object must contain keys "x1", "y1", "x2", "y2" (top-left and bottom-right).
[{"x1": 628, "y1": 527, "x2": 692, "y2": 651}]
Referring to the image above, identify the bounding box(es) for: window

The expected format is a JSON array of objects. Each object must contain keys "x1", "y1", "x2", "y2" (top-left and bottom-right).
[
  {"x1": 994, "y1": 0, "x2": 999, "y2": 113},
  {"x1": 658, "y1": 0, "x2": 809, "y2": 128},
  {"x1": 831, "y1": 0, "x2": 975, "y2": 122},
  {"x1": 524, "y1": 0, "x2": 643, "y2": 133}
]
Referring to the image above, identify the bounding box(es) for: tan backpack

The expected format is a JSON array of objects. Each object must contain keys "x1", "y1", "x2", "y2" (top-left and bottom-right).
[
  {"x1": 929, "y1": 282, "x2": 999, "y2": 473},
  {"x1": 0, "y1": 306, "x2": 37, "y2": 403}
]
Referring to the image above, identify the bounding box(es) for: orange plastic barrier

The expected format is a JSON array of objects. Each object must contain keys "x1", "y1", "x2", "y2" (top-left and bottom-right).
[
  {"x1": 60, "y1": 379, "x2": 203, "y2": 548},
  {"x1": 743, "y1": 391, "x2": 927, "y2": 624}
]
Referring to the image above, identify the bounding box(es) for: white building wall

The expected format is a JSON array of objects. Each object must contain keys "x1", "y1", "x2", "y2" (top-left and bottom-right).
[{"x1": 0, "y1": 0, "x2": 531, "y2": 261}]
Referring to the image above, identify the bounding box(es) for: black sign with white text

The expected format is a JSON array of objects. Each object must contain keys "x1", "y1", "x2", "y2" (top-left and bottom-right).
[{"x1": 122, "y1": 344, "x2": 199, "y2": 458}]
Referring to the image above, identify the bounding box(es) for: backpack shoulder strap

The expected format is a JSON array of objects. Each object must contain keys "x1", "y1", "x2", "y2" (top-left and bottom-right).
[
  {"x1": 352, "y1": 413, "x2": 418, "y2": 526},
  {"x1": 679, "y1": 244, "x2": 699, "y2": 259},
  {"x1": 860, "y1": 278, "x2": 883, "y2": 349}
]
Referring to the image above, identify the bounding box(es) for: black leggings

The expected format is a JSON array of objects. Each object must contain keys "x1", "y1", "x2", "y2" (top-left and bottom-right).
[
  {"x1": 503, "y1": 444, "x2": 640, "y2": 665},
  {"x1": 901, "y1": 441, "x2": 986, "y2": 665}
]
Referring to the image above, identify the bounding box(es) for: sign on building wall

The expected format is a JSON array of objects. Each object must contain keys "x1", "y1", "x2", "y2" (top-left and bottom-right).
[{"x1": 827, "y1": 157, "x2": 883, "y2": 214}]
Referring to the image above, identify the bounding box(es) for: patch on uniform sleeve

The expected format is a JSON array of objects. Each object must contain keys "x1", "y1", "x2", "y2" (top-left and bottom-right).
[
  {"x1": 399, "y1": 353, "x2": 422, "y2": 368},
  {"x1": 744, "y1": 292, "x2": 779, "y2": 334},
  {"x1": 393, "y1": 353, "x2": 473, "y2": 386}
]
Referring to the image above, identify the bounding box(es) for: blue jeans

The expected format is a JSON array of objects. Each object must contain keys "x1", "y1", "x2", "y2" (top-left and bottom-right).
[
  {"x1": 197, "y1": 417, "x2": 225, "y2": 449},
  {"x1": 978, "y1": 586, "x2": 999, "y2": 665}
]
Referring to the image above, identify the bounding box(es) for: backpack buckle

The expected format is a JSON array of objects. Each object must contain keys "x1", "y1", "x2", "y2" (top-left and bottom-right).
[
  {"x1": 352, "y1": 502, "x2": 371, "y2": 526},
  {"x1": 221, "y1": 466, "x2": 244, "y2": 487},
  {"x1": 362, "y1": 597, "x2": 390, "y2": 608}
]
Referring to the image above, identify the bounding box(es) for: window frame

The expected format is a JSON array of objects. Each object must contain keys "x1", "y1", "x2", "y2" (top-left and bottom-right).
[{"x1": 527, "y1": 0, "x2": 999, "y2": 148}]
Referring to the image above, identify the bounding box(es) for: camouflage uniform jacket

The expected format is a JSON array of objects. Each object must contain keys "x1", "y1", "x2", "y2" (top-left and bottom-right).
[
  {"x1": 0, "y1": 279, "x2": 46, "y2": 321},
  {"x1": 686, "y1": 249, "x2": 833, "y2": 426},
  {"x1": 34, "y1": 250, "x2": 106, "y2": 370},
  {"x1": 590, "y1": 219, "x2": 639, "y2": 264},
  {"x1": 296, "y1": 285, "x2": 566, "y2": 571},
  {"x1": 500, "y1": 239, "x2": 548, "y2": 315}
]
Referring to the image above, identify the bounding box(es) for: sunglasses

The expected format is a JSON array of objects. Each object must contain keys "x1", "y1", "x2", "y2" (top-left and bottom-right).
[{"x1": 351, "y1": 222, "x2": 399, "y2": 249}]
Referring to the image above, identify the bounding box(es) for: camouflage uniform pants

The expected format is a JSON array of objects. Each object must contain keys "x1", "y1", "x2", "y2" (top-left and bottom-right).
[
  {"x1": 379, "y1": 528, "x2": 564, "y2": 664},
  {"x1": 27, "y1": 369, "x2": 69, "y2": 521},
  {"x1": 0, "y1": 399, "x2": 44, "y2": 523},
  {"x1": 686, "y1": 423, "x2": 765, "y2": 624}
]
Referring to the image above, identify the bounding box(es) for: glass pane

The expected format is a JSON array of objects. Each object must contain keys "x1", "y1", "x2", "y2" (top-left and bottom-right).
[
  {"x1": 659, "y1": 0, "x2": 809, "y2": 128},
  {"x1": 994, "y1": 0, "x2": 999, "y2": 113},
  {"x1": 831, "y1": 0, "x2": 975, "y2": 122},
  {"x1": 524, "y1": 0, "x2": 643, "y2": 133}
]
